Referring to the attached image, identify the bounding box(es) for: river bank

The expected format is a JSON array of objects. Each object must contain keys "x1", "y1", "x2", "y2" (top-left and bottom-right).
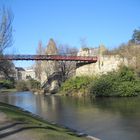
[
  {"x1": 0, "y1": 102, "x2": 99, "y2": 140},
  {"x1": 59, "y1": 67, "x2": 140, "y2": 97}
]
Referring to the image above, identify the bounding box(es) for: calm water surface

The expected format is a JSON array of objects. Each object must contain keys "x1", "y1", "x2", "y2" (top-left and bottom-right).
[{"x1": 0, "y1": 91, "x2": 140, "y2": 140}]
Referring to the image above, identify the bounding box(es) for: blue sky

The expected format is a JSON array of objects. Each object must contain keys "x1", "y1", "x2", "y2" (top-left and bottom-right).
[{"x1": 1, "y1": 0, "x2": 140, "y2": 67}]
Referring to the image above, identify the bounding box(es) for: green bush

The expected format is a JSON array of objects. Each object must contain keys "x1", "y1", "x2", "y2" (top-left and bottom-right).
[
  {"x1": 90, "y1": 66, "x2": 140, "y2": 97},
  {"x1": 118, "y1": 66, "x2": 137, "y2": 81},
  {"x1": 16, "y1": 80, "x2": 29, "y2": 91},
  {"x1": 27, "y1": 79, "x2": 41, "y2": 90},
  {"x1": 16, "y1": 79, "x2": 41, "y2": 92},
  {"x1": 89, "y1": 73, "x2": 117, "y2": 97},
  {"x1": 60, "y1": 76, "x2": 93, "y2": 95},
  {"x1": 117, "y1": 82, "x2": 138, "y2": 97},
  {"x1": 0, "y1": 80, "x2": 14, "y2": 89}
]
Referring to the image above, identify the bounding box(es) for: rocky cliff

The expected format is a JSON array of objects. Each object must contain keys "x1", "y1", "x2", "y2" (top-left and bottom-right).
[
  {"x1": 41, "y1": 39, "x2": 59, "y2": 84},
  {"x1": 76, "y1": 48, "x2": 128, "y2": 76}
]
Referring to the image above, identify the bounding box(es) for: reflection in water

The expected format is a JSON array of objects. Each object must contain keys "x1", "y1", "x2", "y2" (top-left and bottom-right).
[{"x1": 0, "y1": 92, "x2": 140, "y2": 140}]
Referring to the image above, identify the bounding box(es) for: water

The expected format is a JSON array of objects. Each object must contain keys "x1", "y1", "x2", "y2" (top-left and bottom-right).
[{"x1": 0, "y1": 91, "x2": 140, "y2": 140}]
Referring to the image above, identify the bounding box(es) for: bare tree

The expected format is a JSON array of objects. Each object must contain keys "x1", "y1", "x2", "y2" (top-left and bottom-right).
[
  {"x1": 117, "y1": 43, "x2": 140, "y2": 72},
  {"x1": 0, "y1": 8, "x2": 13, "y2": 54},
  {"x1": 0, "y1": 60, "x2": 15, "y2": 79},
  {"x1": 58, "y1": 44, "x2": 78, "y2": 81},
  {"x1": 0, "y1": 8, "x2": 14, "y2": 79}
]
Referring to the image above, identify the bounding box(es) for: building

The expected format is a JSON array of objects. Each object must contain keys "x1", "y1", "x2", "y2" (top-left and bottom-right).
[
  {"x1": 15, "y1": 67, "x2": 36, "y2": 81},
  {"x1": 15, "y1": 67, "x2": 26, "y2": 81}
]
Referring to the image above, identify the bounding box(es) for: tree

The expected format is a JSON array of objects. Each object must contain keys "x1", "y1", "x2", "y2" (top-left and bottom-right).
[
  {"x1": 130, "y1": 28, "x2": 140, "y2": 44},
  {"x1": 0, "y1": 60, "x2": 15, "y2": 79},
  {"x1": 0, "y1": 8, "x2": 14, "y2": 80},
  {"x1": 117, "y1": 43, "x2": 140, "y2": 73},
  {"x1": 58, "y1": 44, "x2": 78, "y2": 81},
  {"x1": 0, "y1": 8, "x2": 13, "y2": 54}
]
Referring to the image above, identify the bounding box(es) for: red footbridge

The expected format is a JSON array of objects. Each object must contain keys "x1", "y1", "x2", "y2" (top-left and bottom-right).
[{"x1": 0, "y1": 55, "x2": 98, "y2": 63}]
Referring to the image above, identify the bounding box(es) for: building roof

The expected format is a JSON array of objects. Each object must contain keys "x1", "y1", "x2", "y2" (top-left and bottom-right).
[{"x1": 15, "y1": 67, "x2": 25, "y2": 71}]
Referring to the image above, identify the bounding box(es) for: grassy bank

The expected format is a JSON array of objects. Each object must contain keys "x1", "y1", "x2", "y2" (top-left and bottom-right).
[
  {"x1": 0, "y1": 88, "x2": 17, "y2": 93},
  {"x1": 0, "y1": 102, "x2": 88, "y2": 140},
  {"x1": 59, "y1": 66, "x2": 140, "y2": 97}
]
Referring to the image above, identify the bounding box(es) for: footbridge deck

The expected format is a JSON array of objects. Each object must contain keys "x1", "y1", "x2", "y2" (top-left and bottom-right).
[{"x1": 0, "y1": 55, "x2": 98, "y2": 63}]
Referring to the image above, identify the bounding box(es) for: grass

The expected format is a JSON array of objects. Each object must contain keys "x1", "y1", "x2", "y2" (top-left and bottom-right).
[
  {"x1": 0, "y1": 102, "x2": 87, "y2": 140},
  {"x1": 0, "y1": 88, "x2": 17, "y2": 93}
]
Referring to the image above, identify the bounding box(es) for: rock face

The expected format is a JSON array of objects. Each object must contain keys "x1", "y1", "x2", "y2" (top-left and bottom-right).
[
  {"x1": 46, "y1": 39, "x2": 58, "y2": 55},
  {"x1": 42, "y1": 72, "x2": 62, "y2": 94},
  {"x1": 76, "y1": 48, "x2": 128, "y2": 76},
  {"x1": 41, "y1": 39, "x2": 59, "y2": 84},
  {"x1": 40, "y1": 39, "x2": 60, "y2": 94}
]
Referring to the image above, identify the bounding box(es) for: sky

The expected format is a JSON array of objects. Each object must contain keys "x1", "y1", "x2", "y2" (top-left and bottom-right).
[{"x1": 0, "y1": 0, "x2": 140, "y2": 67}]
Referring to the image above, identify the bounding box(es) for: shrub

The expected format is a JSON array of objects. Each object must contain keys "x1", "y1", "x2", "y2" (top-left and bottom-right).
[
  {"x1": 118, "y1": 66, "x2": 136, "y2": 82},
  {"x1": 15, "y1": 79, "x2": 41, "y2": 92},
  {"x1": 90, "y1": 66, "x2": 140, "y2": 97},
  {"x1": 16, "y1": 80, "x2": 29, "y2": 91},
  {"x1": 0, "y1": 80, "x2": 14, "y2": 89},
  {"x1": 90, "y1": 73, "x2": 117, "y2": 97},
  {"x1": 27, "y1": 79, "x2": 41, "y2": 90},
  {"x1": 117, "y1": 82, "x2": 138, "y2": 97},
  {"x1": 60, "y1": 76, "x2": 93, "y2": 95}
]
